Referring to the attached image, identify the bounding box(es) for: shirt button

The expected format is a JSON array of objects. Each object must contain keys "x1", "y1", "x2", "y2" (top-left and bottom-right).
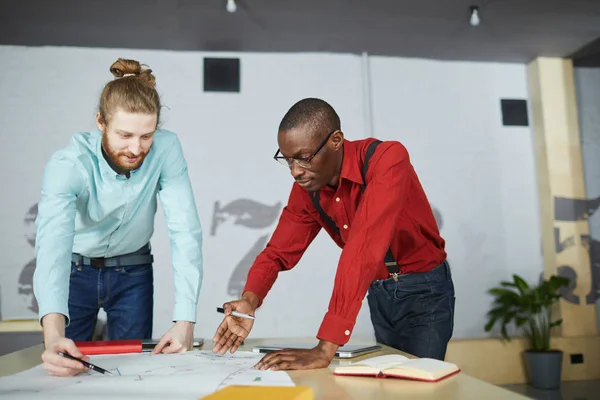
[
  {"x1": 343, "y1": 224, "x2": 348, "y2": 229},
  {"x1": 336, "y1": 197, "x2": 340, "y2": 202},
  {"x1": 345, "y1": 330, "x2": 350, "y2": 336}
]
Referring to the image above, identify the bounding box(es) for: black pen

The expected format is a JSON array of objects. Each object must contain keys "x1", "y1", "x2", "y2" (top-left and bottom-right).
[{"x1": 58, "y1": 352, "x2": 114, "y2": 376}]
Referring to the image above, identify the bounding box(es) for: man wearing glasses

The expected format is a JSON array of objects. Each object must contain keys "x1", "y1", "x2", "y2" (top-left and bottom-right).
[{"x1": 213, "y1": 98, "x2": 455, "y2": 370}]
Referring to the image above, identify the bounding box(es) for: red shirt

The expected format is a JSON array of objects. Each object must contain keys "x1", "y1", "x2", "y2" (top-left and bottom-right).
[{"x1": 243, "y1": 137, "x2": 446, "y2": 345}]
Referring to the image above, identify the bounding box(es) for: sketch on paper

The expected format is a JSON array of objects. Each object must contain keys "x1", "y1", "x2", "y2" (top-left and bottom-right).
[{"x1": 0, "y1": 350, "x2": 294, "y2": 399}]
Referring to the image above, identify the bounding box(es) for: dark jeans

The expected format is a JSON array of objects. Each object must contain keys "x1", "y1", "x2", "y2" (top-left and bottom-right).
[
  {"x1": 367, "y1": 261, "x2": 455, "y2": 360},
  {"x1": 65, "y1": 262, "x2": 154, "y2": 341}
]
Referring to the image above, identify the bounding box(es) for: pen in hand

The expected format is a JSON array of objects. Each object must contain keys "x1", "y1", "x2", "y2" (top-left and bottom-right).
[
  {"x1": 216, "y1": 307, "x2": 255, "y2": 320},
  {"x1": 58, "y1": 352, "x2": 114, "y2": 376}
]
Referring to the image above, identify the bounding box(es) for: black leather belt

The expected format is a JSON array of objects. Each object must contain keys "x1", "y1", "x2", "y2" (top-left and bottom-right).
[{"x1": 72, "y1": 243, "x2": 153, "y2": 269}]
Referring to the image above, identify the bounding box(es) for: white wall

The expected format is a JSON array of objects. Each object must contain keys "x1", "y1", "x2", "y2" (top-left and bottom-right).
[
  {"x1": 369, "y1": 57, "x2": 543, "y2": 338},
  {"x1": 0, "y1": 44, "x2": 543, "y2": 342}
]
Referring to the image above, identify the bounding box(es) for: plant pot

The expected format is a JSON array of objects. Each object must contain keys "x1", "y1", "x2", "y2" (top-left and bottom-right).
[{"x1": 523, "y1": 350, "x2": 563, "y2": 390}]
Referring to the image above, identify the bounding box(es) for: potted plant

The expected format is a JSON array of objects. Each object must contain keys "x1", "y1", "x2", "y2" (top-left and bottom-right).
[{"x1": 484, "y1": 273, "x2": 569, "y2": 390}]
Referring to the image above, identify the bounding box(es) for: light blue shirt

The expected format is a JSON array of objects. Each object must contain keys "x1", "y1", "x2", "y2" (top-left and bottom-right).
[{"x1": 34, "y1": 129, "x2": 203, "y2": 325}]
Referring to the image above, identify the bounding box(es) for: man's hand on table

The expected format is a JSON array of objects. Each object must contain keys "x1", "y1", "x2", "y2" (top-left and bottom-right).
[
  {"x1": 254, "y1": 340, "x2": 339, "y2": 371},
  {"x1": 152, "y1": 321, "x2": 195, "y2": 354}
]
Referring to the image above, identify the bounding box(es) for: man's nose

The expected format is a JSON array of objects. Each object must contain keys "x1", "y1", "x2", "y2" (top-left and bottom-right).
[
  {"x1": 129, "y1": 140, "x2": 141, "y2": 156},
  {"x1": 290, "y1": 162, "x2": 305, "y2": 179}
]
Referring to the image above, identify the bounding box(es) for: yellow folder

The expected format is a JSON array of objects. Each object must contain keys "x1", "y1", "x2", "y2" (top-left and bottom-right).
[{"x1": 199, "y1": 385, "x2": 313, "y2": 400}]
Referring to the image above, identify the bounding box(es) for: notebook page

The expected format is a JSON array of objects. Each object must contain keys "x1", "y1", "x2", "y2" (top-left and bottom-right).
[
  {"x1": 348, "y1": 354, "x2": 410, "y2": 369},
  {"x1": 394, "y1": 358, "x2": 456, "y2": 372}
]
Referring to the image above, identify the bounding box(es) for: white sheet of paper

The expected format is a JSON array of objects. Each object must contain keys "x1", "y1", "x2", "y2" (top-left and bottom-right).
[{"x1": 0, "y1": 350, "x2": 295, "y2": 399}]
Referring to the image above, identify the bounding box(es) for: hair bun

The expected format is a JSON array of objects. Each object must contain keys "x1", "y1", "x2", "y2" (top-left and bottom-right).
[{"x1": 109, "y1": 58, "x2": 156, "y2": 87}]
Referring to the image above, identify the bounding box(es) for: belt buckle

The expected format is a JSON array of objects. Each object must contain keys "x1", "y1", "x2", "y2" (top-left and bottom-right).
[
  {"x1": 90, "y1": 258, "x2": 105, "y2": 269},
  {"x1": 385, "y1": 262, "x2": 400, "y2": 282}
]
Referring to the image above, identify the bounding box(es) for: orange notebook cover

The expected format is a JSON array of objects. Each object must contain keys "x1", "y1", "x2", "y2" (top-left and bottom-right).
[
  {"x1": 75, "y1": 339, "x2": 142, "y2": 355},
  {"x1": 199, "y1": 385, "x2": 313, "y2": 400},
  {"x1": 332, "y1": 354, "x2": 460, "y2": 382}
]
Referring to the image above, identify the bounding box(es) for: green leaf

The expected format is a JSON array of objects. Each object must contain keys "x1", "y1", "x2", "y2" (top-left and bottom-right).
[
  {"x1": 549, "y1": 318, "x2": 563, "y2": 328},
  {"x1": 513, "y1": 275, "x2": 530, "y2": 294},
  {"x1": 550, "y1": 275, "x2": 569, "y2": 286},
  {"x1": 484, "y1": 316, "x2": 497, "y2": 332},
  {"x1": 515, "y1": 317, "x2": 529, "y2": 327},
  {"x1": 484, "y1": 273, "x2": 570, "y2": 349},
  {"x1": 501, "y1": 323, "x2": 510, "y2": 341}
]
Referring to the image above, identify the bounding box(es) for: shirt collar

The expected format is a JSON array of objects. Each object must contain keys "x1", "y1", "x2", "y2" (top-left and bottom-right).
[{"x1": 339, "y1": 139, "x2": 364, "y2": 185}]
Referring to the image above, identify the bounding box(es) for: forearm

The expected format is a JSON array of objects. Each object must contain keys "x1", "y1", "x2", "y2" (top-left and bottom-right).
[
  {"x1": 242, "y1": 187, "x2": 321, "y2": 308},
  {"x1": 34, "y1": 246, "x2": 74, "y2": 324},
  {"x1": 241, "y1": 291, "x2": 260, "y2": 310},
  {"x1": 316, "y1": 228, "x2": 397, "y2": 345},
  {"x1": 34, "y1": 216, "x2": 77, "y2": 324},
  {"x1": 160, "y1": 182, "x2": 203, "y2": 322},
  {"x1": 242, "y1": 215, "x2": 321, "y2": 306},
  {"x1": 242, "y1": 262, "x2": 279, "y2": 307},
  {"x1": 170, "y1": 233, "x2": 203, "y2": 322},
  {"x1": 317, "y1": 339, "x2": 340, "y2": 359},
  {"x1": 42, "y1": 313, "x2": 66, "y2": 342},
  {"x1": 34, "y1": 229, "x2": 76, "y2": 324}
]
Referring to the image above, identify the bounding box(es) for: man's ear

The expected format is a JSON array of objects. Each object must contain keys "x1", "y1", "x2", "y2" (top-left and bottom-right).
[
  {"x1": 95, "y1": 112, "x2": 106, "y2": 132},
  {"x1": 331, "y1": 130, "x2": 344, "y2": 151}
]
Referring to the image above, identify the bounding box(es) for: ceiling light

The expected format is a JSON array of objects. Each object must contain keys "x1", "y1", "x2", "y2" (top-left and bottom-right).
[
  {"x1": 469, "y1": 6, "x2": 480, "y2": 26},
  {"x1": 226, "y1": 0, "x2": 237, "y2": 13}
]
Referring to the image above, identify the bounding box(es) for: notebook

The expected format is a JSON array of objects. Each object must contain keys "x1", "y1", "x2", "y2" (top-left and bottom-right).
[
  {"x1": 252, "y1": 343, "x2": 381, "y2": 358},
  {"x1": 75, "y1": 338, "x2": 204, "y2": 355},
  {"x1": 332, "y1": 354, "x2": 460, "y2": 382},
  {"x1": 200, "y1": 386, "x2": 313, "y2": 400}
]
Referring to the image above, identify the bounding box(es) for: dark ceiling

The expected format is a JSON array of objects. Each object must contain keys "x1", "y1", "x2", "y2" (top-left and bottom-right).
[{"x1": 1, "y1": 0, "x2": 600, "y2": 63}]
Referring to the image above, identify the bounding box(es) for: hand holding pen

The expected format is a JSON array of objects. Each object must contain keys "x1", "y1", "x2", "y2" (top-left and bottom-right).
[
  {"x1": 41, "y1": 331, "x2": 92, "y2": 377},
  {"x1": 58, "y1": 352, "x2": 113, "y2": 376},
  {"x1": 213, "y1": 296, "x2": 257, "y2": 355}
]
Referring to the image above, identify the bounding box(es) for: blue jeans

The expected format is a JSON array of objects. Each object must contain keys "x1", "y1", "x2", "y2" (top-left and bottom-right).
[
  {"x1": 367, "y1": 261, "x2": 455, "y2": 360},
  {"x1": 65, "y1": 262, "x2": 154, "y2": 341}
]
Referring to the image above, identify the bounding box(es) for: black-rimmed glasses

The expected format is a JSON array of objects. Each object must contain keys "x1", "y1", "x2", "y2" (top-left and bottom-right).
[{"x1": 273, "y1": 130, "x2": 336, "y2": 169}]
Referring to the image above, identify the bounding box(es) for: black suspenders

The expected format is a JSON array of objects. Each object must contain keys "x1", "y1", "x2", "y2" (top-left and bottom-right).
[{"x1": 310, "y1": 140, "x2": 401, "y2": 275}]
